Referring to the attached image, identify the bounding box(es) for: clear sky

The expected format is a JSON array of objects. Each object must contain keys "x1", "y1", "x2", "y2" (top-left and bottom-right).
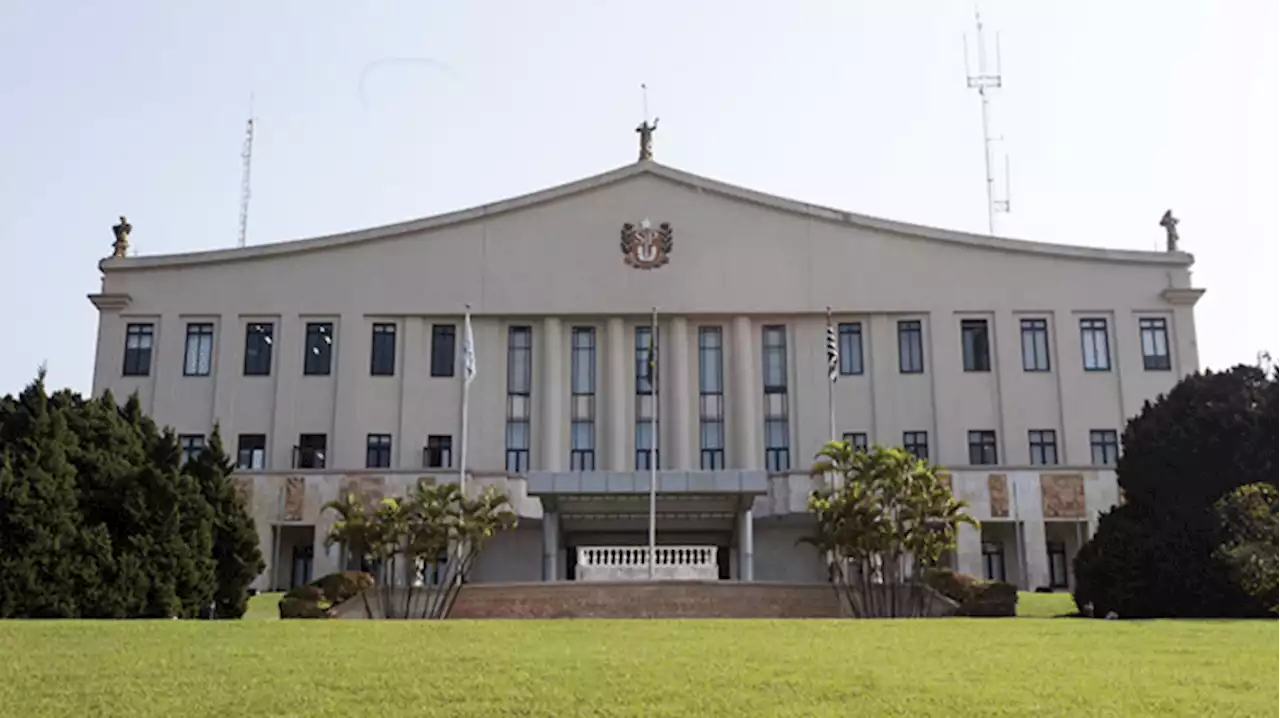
[{"x1": 1, "y1": 0, "x2": 1275, "y2": 397}]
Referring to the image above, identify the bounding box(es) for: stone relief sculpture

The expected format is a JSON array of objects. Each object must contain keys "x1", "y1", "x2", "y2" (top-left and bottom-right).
[
  {"x1": 987, "y1": 474, "x2": 1010, "y2": 517},
  {"x1": 1040, "y1": 473, "x2": 1086, "y2": 518}
]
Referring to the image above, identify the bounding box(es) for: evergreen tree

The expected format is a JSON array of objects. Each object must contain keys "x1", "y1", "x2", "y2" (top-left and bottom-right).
[{"x1": 185, "y1": 424, "x2": 264, "y2": 618}]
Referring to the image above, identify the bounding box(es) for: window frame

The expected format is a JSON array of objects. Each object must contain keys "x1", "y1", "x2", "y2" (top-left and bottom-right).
[
  {"x1": 236, "y1": 434, "x2": 267, "y2": 470},
  {"x1": 762, "y1": 325, "x2": 790, "y2": 472},
  {"x1": 842, "y1": 432, "x2": 868, "y2": 453},
  {"x1": 370, "y1": 322, "x2": 397, "y2": 376},
  {"x1": 303, "y1": 322, "x2": 334, "y2": 376},
  {"x1": 1028, "y1": 429, "x2": 1059, "y2": 466},
  {"x1": 365, "y1": 433, "x2": 392, "y2": 469},
  {"x1": 698, "y1": 326, "x2": 725, "y2": 471},
  {"x1": 430, "y1": 324, "x2": 456, "y2": 378},
  {"x1": 903, "y1": 431, "x2": 929, "y2": 461},
  {"x1": 505, "y1": 327, "x2": 532, "y2": 473},
  {"x1": 183, "y1": 323, "x2": 214, "y2": 377},
  {"x1": 569, "y1": 327, "x2": 596, "y2": 472},
  {"x1": 294, "y1": 433, "x2": 328, "y2": 470},
  {"x1": 1020, "y1": 318, "x2": 1051, "y2": 372},
  {"x1": 1138, "y1": 317, "x2": 1172, "y2": 371},
  {"x1": 960, "y1": 319, "x2": 992, "y2": 372},
  {"x1": 424, "y1": 435, "x2": 453, "y2": 469},
  {"x1": 1090, "y1": 429, "x2": 1119, "y2": 466},
  {"x1": 967, "y1": 430, "x2": 999, "y2": 466},
  {"x1": 898, "y1": 320, "x2": 924, "y2": 374},
  {"x1": 837, "y1": 322, "x2": 864, "y2": 376},
  {"x1": 178, "y1": 434, "x2": 206, "y2": 466},
  {"x1": 243, "y1": 322, "x2": 274, "y2": 376},
  {"x1": 982, "y1": 541, "x2": 1006, "y2": 582},
  {"x1": 1079, "y1": 318, "x2": 1111, "y2": 372},
  {"x1": 122, "y1": 323, "x2": 155, "y2": 377}
]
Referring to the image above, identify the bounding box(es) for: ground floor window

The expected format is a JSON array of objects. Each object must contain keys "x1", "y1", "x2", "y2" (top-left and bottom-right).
[
  {"x1": 1047, "y1": 541, "x2": 1069, "y2": 588},
  {"x1": 982, "y1": 541, "x2": 1005, "y2": 582}
]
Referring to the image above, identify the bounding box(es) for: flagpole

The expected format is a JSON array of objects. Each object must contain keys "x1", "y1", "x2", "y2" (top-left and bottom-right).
[
  {"x1": 648, "y1": 306, "x2": 659, "y2": 580},
  {"x1": 826, "y1": 306, "x2": 837, "y2": 443},
  {"x1": 459, "y1": 305, "x2": 472, "y2": 499}
]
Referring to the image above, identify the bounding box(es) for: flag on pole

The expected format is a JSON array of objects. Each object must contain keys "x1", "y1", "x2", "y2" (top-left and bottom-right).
[
  {"x1": 462, "y1": 310, "x2": 476, "y2": 387},
  {"x1": 825, "y1": 308, "x2": 839, "y2": 383}
]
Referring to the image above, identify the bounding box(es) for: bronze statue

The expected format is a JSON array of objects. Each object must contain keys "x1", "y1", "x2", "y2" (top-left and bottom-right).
[
  {"x1": 1159, "y1": 210, "x2": 1180, "y2": 252},
  {"x1": 111, "y1": 216, "x2": 132, "y2": 258},
  {"x1": 636, "y1": 117, "x2": 659, "y2": 161}
]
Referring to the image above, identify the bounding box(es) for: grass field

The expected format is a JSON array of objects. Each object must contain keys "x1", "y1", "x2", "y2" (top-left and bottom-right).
[{"x1": 1, "y1": 593, "x2": 1274, "y2": 717}]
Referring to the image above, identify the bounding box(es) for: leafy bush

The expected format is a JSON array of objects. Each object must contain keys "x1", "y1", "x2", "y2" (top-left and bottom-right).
[
  {"x1": 278, "y1": 571, "x2": 374, "y2": 620},
  {"x1": 924, "y1": 568, "x2": 1017, "y2": 617}
]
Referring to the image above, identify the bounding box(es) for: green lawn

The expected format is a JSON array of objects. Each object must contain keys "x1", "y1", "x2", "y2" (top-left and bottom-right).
[{"x1": 1, "y1": 607, "x2": 1274, "y2": 717}]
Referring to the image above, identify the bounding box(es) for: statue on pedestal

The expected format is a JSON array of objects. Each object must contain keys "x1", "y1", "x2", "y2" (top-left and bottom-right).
[
  {"x1": 111, "y1": 216, "x2": 132, "y2": 258},
  {"x1": 1160, "y1": 210, "x2": 1180, "y2": 252},
  {"x1": 636, "y1": 118, "x2": 659, "y2": 161}
]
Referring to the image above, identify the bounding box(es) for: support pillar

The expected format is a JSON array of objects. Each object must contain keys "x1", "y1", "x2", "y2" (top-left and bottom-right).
[
  {"x1": 540, "y1": 317, "x2": 564, "y2": 471},
  {"x1": 542, "y1": 511, "x2": 559, "y2": 581},
  {"x1": 1022, "y1": 520, "x2": 1049, "y2": 590},
  {"x1": 730, "y1": 316, "x2": 761, "y2": 469},
  {"x1": 738, "y1": 508, "x2": 755, "y2": 581},
  {"x1": 955, "y1": 522, "x2": 983, "y2": 578},
  {"x1": 605, "y1": 317, "x2": 628, "y2": 471},
  {"x1": 668, "y1": 316, "x2": 692, "y2": 469}
]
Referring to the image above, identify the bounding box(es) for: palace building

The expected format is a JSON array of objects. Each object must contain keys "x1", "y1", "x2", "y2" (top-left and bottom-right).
[{"x1": 87, "y1": 142, "x2": 1205, "y2": 594}]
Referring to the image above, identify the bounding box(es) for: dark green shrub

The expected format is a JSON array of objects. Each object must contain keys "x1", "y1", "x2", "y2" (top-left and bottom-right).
[{"x1": 924, "y1": 568, "x2": 1017, "y2": 617}]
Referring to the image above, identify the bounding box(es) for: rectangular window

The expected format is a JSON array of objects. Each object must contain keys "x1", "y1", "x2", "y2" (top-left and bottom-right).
[
  {"x1": 122, "y1": 323, "x2": 154, "y2": 377},
  {"x1": 762, "y1": 325, "x2": 790, "y2": 471},
  {"x1": 1028, "y1": 429, "x2": 1059, "y2": 466},
  {"x1": 244, "y1": 323, "x2": 274, "y2": 376},
  {"x1": 178, "y1": 434, "x2": 205, "y2": 466},
  {"x1": 183, "y1": 323, "x2": 214, "y2": 377},
  {"x1": 961, "y1": 319, "x2": 992, "y2": 372},
  {"x1": 1090, "y1": 429, "x2": 1119, "y2": 466},
  {"x1": 699, "y1": 327, "x2": 726, "y2": 470},
  {"x1": 365, "y1": 434, "x2": 392, "y2": 469},
  {"x1": 1021, "y1": 318, "x2": 1051, "y2": 372},
  {"x1": 842, "y1": 432, "x2": 868, "y2": 452},
  {"x1": 838, "y1": 322, "x2": 864, "y2": 376},
  {"x1": 968, "y1": 430, "x2": 998, "y2": 465},
  {"x1": 1080, "y1": 318, "x2": 1111, "y2": 371},
  {"x1": 570, "y1": 327, "x2": 596, "y2": 471},
  {"x1": 505, "y1": 327, "x2": 532, "y2": 473},
  {"x1": 903, "y1": 431, "x2": 929, "y2": 461},
  {"x1": 294, "y1": 433, "x2": 327, "y2": 469},
  {"x1": 303, "y1": 322, "x2": 334, "y2": 376},
  {"x1": 1047, "y1": 541, "x2": 1069, "y2": 588},
  {"x1": 982, "y1": 542, "x2": 1006, "y2": 582},
  {"x1": 636, "y1": 326, "x2": 660, "y2": 469},
  {"x1": 424, "y1": 435, "x2": 453, "y2": 469},
  {"x1": 236, "y1": 434, "x2": 266, "y2": 470},
  {"x1": 370, "y1": 323, "x2": 396, "y2": 376},
  {"x1": 430, "y1": 324, "x2": 456, "y2": 377},
  {"x1": 1139, "y1": 318, "x2": 1171, "y2": 371},
  {"x1": 898, "y1": 320, "x2": 924, "y2": 374}
]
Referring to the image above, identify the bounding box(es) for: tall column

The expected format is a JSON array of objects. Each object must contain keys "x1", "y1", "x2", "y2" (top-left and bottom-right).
[
  {"x1": 605, "y1": 317, "x2": 628, "y2": 471},
  {"x1": 668, "y1": 316, "x2": 692, "y2": 469},
  {"x1": 738, "y1": 508, "x2": 755, "y2": 581},
  {"x1": 731, "y1": 316, "x2": 761, "y2": 469},
  {"x1": 540, "y1": 317, "x2": 564, "y2": 471},
  {"x1": 955, "y1": 523, "x2": 983, "y2": 577},
  {"x1": 542, "y1": 511, "x2": 559, "y2": 581},
  {"x1": 1021, "y1": 520, "x2": 1049, "y2": 590}
]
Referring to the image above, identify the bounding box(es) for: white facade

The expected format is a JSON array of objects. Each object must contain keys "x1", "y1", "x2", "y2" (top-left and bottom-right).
[{"x1": 87, "y1": 159, "x2": 1204, "y2": 592}]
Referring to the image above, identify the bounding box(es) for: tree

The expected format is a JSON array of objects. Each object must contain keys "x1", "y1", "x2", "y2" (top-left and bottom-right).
[
  {"x1": 1213, "y1": 483, "x2": 1278, "y2": 614},
  {"x1": 185, "y1": 425, "x2": 264, "y2": 618},
  {"x1": 805, "y1": 441, "x2": 977, "y2": 618}
]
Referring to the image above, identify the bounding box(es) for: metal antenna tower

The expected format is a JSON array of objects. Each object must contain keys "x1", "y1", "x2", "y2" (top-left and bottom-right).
[
  {"x1": 237, "y1": 97, "x2": 255, "y2": 248},
  {"x1": 964, "y1": 9, "x2": 1011, "y2": 235}
]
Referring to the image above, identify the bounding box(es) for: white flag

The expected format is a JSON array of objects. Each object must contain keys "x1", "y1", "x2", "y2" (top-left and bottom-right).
[{"x1": 462, "y1": 311, "x2": 476, "y2": 386}]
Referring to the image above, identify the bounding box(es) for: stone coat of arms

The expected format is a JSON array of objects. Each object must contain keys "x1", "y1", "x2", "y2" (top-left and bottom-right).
[{"x1": 620, "y1": 218, "x2": 674, "y2": 269}]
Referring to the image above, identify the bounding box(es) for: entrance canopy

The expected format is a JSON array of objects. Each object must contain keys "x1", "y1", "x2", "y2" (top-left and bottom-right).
[{"x1": 526, "y1": 470, "x2": 768, "y2": 518}]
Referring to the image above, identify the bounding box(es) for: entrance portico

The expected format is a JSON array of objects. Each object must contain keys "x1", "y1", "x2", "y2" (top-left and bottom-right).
[{"x1": 527, "y1": 470, "x2": 768, "y2": 582}]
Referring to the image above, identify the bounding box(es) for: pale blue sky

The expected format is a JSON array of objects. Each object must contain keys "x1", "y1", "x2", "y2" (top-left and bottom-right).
[{"x1": 1, "y1": 1, "x2": 1275, "y2": 396}]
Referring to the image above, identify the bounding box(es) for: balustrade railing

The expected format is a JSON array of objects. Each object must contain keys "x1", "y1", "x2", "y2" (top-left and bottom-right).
[{"x1": 576, "y1": 545, "x2": 718, "y2": 581}]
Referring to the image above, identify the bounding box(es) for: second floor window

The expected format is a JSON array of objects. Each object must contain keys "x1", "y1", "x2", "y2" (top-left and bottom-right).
[
  {"x1": 843, "y1": 432, "x2": 868, "y2": 453},
  {"x1": 1090, "y1": 429, "x2": 1119, "y2": 466},
  {"x1": 699, "y1": 327, "x2": 725, "y2": 470},
  {"x1": 183, "y1": 323, "x2": 214, "y2": 377},
  {"x1": 1021, "y1": 318, "x2": 1051, "y2": 372},
  {"x1": 294, "y1": 433, "x2": 327, "y2": 469},
  {"x1": 366, "y1": 434, "x2": 392, "y2": 469},
  {"x1": 244, "y1": 323, "x2": 274, "y2": 376},
  {"x1": 236, "y1": 434, "x2": 266, "y2": 470},
  {"x1": 304, "y1": 322, "x2": 333, "y2": 376},
  {"x1": 431, "y1": 324, "x2": 456, "y2": 377},
  {"x1": 424, "y1": 435, "x2": 453, "y2": 469},
  {"x1": 1139, "y1": 318, "x2": 1171, "y2": 371},
  {"x1": 762, "y1": 326, "x2": 790, "y2": 472},
  {"x1": 968, "y1": 430, "x2": 998, "y2": 466},
  {"x1": 1080, "y1": 318, "x2": 1111, "y2": 371},
  {"x1": 1028, "y1": 429, "x2": 1059, "y2": 466},
  {"x1": 838, "y1": 322, "x2": 864, "y2": 375},
  {"x1": 570, "y1": 327, "x2": 596, "y2": 471},
  {"x1": 179, "y1": 434, "x2": 205, "y2": 466},
  {"x1": 370, "y1": 323, "x2": 396, "y2": 376},
  {"x1": 898, "y1": 320, "x2": 924, "y2": 374},
  {"x1": 903, "y1": 431, "x2": 929, "y2": 461},
  {"x1": 123, "y1": 323, "x2": 154, "y2": 377},
  {"x1": 636, "y1": 325, "x2": 659, "y2": 470},
  {"x1": 961, "y1": 319, "x2": 991, "y2": 372},
  {"x1": 505, "y1": 327, "x2": 532, "y2": 473}
]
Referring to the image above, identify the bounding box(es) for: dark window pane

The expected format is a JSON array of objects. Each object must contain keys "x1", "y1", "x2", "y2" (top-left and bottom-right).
[
  {"x1": 371, "y1": 323, "x2": 397, "y2": 376},
  {"x1": 123, "y1": 323, "x2": 154, "y2": 376},
  {"x1": 304, "y1": 323, "x2": 334, "y2": 376},
  {"x1": 244, "y1": 323, "x2": 274, "y2": 376},
  {"x1": 431, "y1": 324, "x2": 456, "y2": 377}
]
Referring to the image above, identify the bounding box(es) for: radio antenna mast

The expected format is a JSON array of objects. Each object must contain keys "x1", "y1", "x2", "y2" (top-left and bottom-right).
[
  {"x1": 964, "y1": 9, "x2": 1011, "y2": 235},
  {"x1": 237, "y1": 96, "x2": 256, "y2": 248}
]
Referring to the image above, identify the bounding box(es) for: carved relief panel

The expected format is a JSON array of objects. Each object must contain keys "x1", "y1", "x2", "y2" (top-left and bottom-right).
[
  {"x1": 340, "y1": 476, "x2": 387, "y2": 510},
  {"x1": 987, "y1": 474, "x2": 1010, "y2": 518},
  {"x1": 234, "y1": 477, "x2": 254, "y2": 508},
  {"x1": 283, "y1": 476, "x2": 306, "y2": 521},
  {"x1": 1041, "y1": 473, "x2": 1086, "y2": 519}
]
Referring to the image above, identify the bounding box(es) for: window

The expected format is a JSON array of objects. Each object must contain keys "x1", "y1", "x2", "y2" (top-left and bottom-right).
[
  {"x1": 244, "y1": 323, "x2": 274, "y2": 376},
  {"x1": 699, "y1": 327, "x2": 726, "y2": 470},
  {"x1": 570, "y1": 327, "x2": 596, "y2": 471},
  {"x1": 178, "y1": 434, "x2": 205, "y2": 466},
  {"x1": 122, "y1": 323, "x2": 154, "y2": 376},
  {"x1": 236, "y1": 434, "x2": 266, "y2": 470},
  {"x1": 762, "y1": 326, "x2": 790, "y2": 471},
  {"x1": 1090, "y1": 429, "x2": 1119, "y2": 466},
  {"x1": 635, "y1": 326, "x2": 660, "y2": 469},
  {"x1": 898, "y1": 320, "x2": 924, "y2": 374},
  {"x1": 1047, "y1": 541, "x2": 1069, "y2": 588},
  {"x1": 1021, "y1": 318, "x2": 1051, "y2": 372},
  {"x1": 903, "y1": 431, "x2": 929, "y2": 461},
  {"x1": 183, "y1": 323, "x2": 214, "y2": 377},
  {"x1": 968, "y1": 430, "x2": 998, "y2": 465},
  {"x1": 424, "y1": 435, "x2": 452, "y2": 469},
  {"x1": 838, "y1": 323, "x2": 864, "y2": 375},
  {"x1": 1139, "y1": 318, "x2": 1171, "y2": 371},
  {"x1": 303, "y1": 322, "x2": 334, "y2": 376},
  {"x1": 364, "y1": 434, "x2": 392, "y2": 468},
  {"x1": 982, "y1": 542, "x2": 1006, "y2": 582},
  {"x1": 370, "y1": 323, "x2": 396, "y2": 376},
  {"x1": 843, "y1": 432, "x2": 868, "y2": 453},
  {"x1": 505, "y1": 327, "x2": 532, "y2": 473},
  {"x1": 961, "y1": 319, "x2": 991, "y2": 372},
  {"x1": 294, "y1": 434, "x2": 327, "y2": 469},
  {"x1": 430, "y1": 324, "x2": 456, "y2": 377},
  {"x1": 1028, "y1": 429, "x2": 1059, "y2": 466},
  {"x1": 1080, "y1": 318, "x2": 1110, "y2": 371}
]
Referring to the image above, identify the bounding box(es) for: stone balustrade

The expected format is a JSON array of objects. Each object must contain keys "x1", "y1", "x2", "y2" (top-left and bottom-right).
[{"x1": 576, "y1": 545, "x2": 719, "y2": 581}]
